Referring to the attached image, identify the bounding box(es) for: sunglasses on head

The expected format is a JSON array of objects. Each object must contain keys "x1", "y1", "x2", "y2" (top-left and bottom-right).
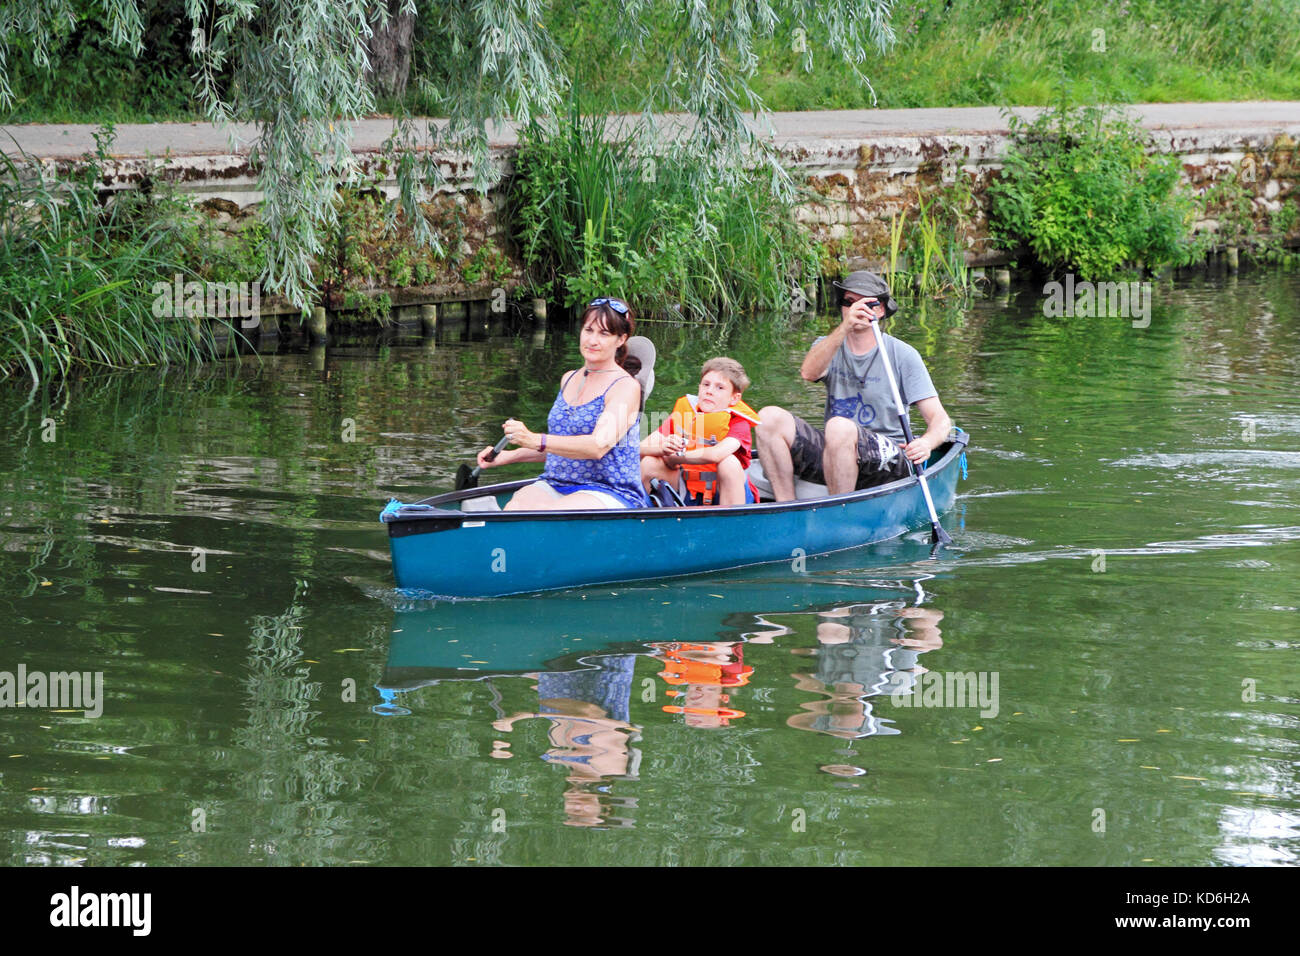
[{"x1": 589, "y1": 297, "x2": 629, "y2": 314}]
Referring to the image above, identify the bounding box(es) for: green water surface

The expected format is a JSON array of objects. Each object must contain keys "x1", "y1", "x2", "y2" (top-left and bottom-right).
[{"x1": 1, "y1": 271, "x2": 1297, "y2": 866}]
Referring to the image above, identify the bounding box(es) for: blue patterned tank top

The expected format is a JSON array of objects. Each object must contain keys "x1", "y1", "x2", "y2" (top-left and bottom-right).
[{"x1": 540, "y1": 371, "x2": 648, "y2": 508}]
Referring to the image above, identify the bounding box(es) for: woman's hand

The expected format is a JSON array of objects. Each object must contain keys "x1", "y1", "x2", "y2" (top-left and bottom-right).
[
  {"x1": 503, "y1": 418, "x2": 540, "y2": 451},
  {"x1": 477, "y1": 445, "x2": 502, "y2": 469}
]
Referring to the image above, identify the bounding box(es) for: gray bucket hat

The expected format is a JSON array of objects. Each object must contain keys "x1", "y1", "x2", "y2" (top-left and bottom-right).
[{"x1": 832, "y1": 270, "x2": 899, "y2": 316}]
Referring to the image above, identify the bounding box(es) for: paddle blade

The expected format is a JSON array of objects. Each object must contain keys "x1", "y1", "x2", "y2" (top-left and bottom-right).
[
  {"x1": 454, "y1": 463, "x2": 477, "y2": 491},
  {"x1": 931, "y1": 522, "x2": 954, "y2": 546}
]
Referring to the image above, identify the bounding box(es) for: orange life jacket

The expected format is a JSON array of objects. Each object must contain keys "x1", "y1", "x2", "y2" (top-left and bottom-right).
[{"x1": 668, "y1": 395, "x2": 761, "y2": 504}]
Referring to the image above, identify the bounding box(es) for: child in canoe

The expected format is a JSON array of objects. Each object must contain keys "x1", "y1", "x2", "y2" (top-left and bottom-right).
[{"x1": 640, "y1": 357, "x2": 761, "y2": 505}]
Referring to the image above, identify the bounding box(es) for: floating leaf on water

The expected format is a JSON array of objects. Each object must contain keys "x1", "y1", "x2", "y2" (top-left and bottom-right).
[
  {"x1": 972, "y1": 725, "x2": 984, "y2": 731},
  {"x1": 709, "y1": 594, "x2": 725, "y2": 598},
  {"x1": 1117, "y1": 738, "x2": 1140, "y2": 742},
  {"x1": 333, "y1": 648, "x2": 364, "y2": 653},
  {"x1": 1171, "y1": 775, "x2": 1207, "y2": 781},
  {"x1": 987, "y1": 758, "x2": 1002, "y2": 763},
  {"x1": 1156, "y1": 729, "x2": 1172, "y2": 733},
  {"x1": 1140, "y1": 765, "x2": 1160, "y2": 770}
]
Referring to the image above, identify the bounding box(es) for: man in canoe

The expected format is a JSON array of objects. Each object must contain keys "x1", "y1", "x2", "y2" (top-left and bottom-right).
[{"x1": 757, "y1": 270, "x2": 953, "y2": 501}]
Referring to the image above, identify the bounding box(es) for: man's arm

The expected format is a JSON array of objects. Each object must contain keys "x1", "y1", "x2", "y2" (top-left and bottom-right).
[
  {"x1": 901, "y1": 396, "x2": 953, "y2": 464},
  {"x1": 800, "y1": 322, "x2": 849, "y2": 382}
]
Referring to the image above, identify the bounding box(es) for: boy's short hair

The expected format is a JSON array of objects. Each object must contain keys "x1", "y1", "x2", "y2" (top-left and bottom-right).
[{"x1": 701, "y1": 357, "x2": 750, "y2": 394}]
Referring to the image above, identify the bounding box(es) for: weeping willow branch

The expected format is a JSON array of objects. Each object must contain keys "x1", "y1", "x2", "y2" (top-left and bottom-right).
[{"x1": 1, "y1": 0, "x2": 896, "y2": 312}]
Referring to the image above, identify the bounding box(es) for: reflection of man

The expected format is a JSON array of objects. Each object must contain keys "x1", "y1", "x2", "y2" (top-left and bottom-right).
[
  {"x1": 787, "y1": 604, "x2": 944, "y2": 739},
  {"x1": 492, "y1": 655, "x2": 640, "y2": 828}
]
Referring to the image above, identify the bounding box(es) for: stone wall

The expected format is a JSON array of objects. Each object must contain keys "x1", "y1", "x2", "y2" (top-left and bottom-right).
[
  {"x1": 790, "y1": 128, "x2": 1300, "y2": 272},
  {"x1": 27, "y1": 114, "x2": 1300, "y2": 306}
]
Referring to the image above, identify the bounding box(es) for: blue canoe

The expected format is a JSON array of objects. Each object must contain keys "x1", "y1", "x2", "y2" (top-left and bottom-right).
[{"x1": 381, "y1": 431, "x2": 969, "y2": 598}]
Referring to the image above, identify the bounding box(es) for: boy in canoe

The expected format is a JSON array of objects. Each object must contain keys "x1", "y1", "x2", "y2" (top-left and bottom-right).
[{"x1": 640, "y1": 357, "x2": 761, "y2": 506}]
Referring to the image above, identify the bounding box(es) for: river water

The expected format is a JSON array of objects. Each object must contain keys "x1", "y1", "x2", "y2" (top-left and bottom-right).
[{"x1": 1, "y1": 270, "x2": 1297, "y2": 866}]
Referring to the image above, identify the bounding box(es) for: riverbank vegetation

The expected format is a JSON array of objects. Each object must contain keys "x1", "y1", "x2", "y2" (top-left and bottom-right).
[
  {"x1": 987, "y1": 100, "x2": 1299, "y2": 278},
  {"x1": 2, "y1": 1, "x2": 893, "y2": 312},
  {"x1": 2, "y1": 2, "x2": 1297, "y2": 381},
  {"x1": 0, "y1": 131, "x2": 253, "y2": 383},
  {"x1": 5, "y1": 1, "x2": 1297, "y2": 126},
  {"x1": 988, "y1": 102, "x2": 1193, "y2": 279},
  {"x1": 509, "y1": 105, "x2": 821, "y2": 317}
]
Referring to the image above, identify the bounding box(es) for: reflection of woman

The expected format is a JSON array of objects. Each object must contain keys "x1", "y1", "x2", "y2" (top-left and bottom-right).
[
  {"x1": 477, "y1": 298, "x2": 648, "y2": 510},
  {"x1": 492, "y1": 656, "x2": 640, "y2": 828}
]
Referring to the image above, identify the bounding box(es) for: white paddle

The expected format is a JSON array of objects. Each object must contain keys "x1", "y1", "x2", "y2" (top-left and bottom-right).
[{"x1": 869, "y1": 316, "x2": 953, "y2": 546}]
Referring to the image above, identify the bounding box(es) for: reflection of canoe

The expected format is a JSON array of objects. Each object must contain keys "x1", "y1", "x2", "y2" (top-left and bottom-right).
[
  {"x1": 380, "y1": 433, "x2": 968, "y2": 598},
  {"x1": 381, "y1": 545, "x2": 939, "y2": 687}
]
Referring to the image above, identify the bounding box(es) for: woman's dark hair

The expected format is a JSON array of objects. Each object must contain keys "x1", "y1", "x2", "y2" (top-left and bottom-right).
[{"x1": 580, "y1": 300, "x2": 636, "y2": 368}]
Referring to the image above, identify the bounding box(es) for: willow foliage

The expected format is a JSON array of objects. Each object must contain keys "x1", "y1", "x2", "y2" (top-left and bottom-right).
[{"x1": 1, "y1": 1, "x2": 896, "y2": 310}]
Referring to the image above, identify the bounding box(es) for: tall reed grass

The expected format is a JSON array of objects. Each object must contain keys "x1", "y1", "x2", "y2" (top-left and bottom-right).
[
  {"x1": 0, "y1": 136, "x2": 228, "y2": 383},
  {"x1": 509, "y1": 105, "x2": 821, "y2": 317},
  {"x1": 886, "y1": 189, "x2": 973, "y2": 301}
]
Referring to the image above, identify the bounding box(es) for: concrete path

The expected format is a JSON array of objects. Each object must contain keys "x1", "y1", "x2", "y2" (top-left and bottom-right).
[{"x1": 6, "y1": 102, "x2": 1299, "y2": 159}]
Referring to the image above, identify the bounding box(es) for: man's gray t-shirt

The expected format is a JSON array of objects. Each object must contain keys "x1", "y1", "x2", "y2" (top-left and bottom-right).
[{"x1": 813, "y1": 334, "x2": 937, "y2": 443}]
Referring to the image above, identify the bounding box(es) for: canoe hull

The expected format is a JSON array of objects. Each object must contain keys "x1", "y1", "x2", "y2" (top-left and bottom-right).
[{"x1": 384, "y1": 434, "x2": 968, "y2": 598}]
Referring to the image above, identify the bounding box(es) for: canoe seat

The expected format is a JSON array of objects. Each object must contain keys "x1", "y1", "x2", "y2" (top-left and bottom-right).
[{"x1": 746, "y1": 459, "x2": 828, "y2": 502}]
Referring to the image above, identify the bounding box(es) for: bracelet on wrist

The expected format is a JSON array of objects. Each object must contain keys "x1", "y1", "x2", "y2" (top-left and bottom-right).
[{"x1": 539, "y1": 434, "x2": 547, "y2": 453}]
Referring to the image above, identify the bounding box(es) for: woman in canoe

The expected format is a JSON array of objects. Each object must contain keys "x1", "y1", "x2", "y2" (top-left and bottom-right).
[{"x1": 475, "y1": 297, "x2": 650, "y2": 510}]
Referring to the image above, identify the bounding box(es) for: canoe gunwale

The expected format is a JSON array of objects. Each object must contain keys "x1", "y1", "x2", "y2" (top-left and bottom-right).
[{"x1": 384, "y1": 432, "x2": 969, "y2": 538}]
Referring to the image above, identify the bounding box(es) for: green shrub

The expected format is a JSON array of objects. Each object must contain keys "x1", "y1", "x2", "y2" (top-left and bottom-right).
[
  {"x1": 316, "y1": 186, "x2": 457, "y2": 306},
  {"x1": 460, "y1": 242, "x2": 510, "y2": 285},
  {"x1": 988, "y1": 103, "x2": 1193, "y2": 278}
]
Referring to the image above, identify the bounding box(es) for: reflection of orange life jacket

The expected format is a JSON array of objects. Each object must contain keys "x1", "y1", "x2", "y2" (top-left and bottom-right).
[
  {"x1": 658, "y1": 642, "x2": 754, "y2": 687},
  {"x1": 669, "y1": 396, "x2": 761, "y2": 504},
  {"x1": 659, "y1": 642, "x2": 753, "y2": 722}
]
